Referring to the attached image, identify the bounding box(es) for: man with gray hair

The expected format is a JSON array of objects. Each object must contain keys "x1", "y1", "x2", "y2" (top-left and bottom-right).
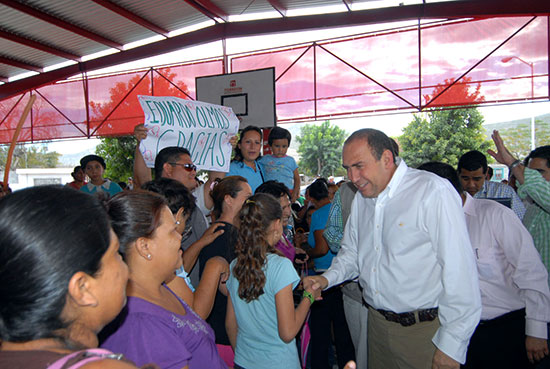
[{"x1": 304, "y1": 128, "x2": 481, "y2": 369}]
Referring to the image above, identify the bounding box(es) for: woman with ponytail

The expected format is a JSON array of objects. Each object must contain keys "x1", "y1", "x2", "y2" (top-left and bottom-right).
[
  {"x1": 225, "y1": 193, "x2": 321, "y2": 369},
  {"x1": 199, "y1": 175, "x2": 252, "y2": 367}
]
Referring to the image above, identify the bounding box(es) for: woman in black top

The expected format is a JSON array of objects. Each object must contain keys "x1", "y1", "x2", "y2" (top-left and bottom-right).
[{"x1": 198, "y1": 175, "x2": 252, "y2": 367}]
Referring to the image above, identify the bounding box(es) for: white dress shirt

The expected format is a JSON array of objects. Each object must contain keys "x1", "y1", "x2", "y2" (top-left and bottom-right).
[
  {"x1": 323, "y1": 159, "x2": 481, "y2": 364},
  {"x1": 463, "y1": 193, "x2": 550, "y2": 339}
]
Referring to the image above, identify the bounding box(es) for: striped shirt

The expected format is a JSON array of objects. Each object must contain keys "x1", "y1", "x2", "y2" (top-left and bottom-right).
[
  {"x1": 324, "y1": 189, "x2": 344, "y2": 253},
  {"x1": 518, "y1": 167, "x2": 550, "y2": 285},
  {"x1": 474, "y1": 180, "x2": 526, "y2": 220}
]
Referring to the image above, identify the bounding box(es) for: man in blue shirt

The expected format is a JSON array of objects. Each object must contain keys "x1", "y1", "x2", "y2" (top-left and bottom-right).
[{"x1": 458, "y1": 150, "x2": 526, "y2": 219}]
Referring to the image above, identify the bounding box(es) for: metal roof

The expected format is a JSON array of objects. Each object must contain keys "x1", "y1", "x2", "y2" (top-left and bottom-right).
[{"x1": 0, "y1": 0, "x2": 548, "y2": 98}]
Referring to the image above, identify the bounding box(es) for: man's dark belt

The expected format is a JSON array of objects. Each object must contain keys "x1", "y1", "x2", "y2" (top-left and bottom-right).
[
  {"x1": 478, "y1": 308, "x2": 525, "y2": 328},
  {"x1": 375, "y1": 307, "x2": 439, "y2": 327}
]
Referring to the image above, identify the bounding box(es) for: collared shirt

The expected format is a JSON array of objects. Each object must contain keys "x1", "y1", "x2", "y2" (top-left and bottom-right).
[
  {"x1": 80, "y1": 180, "x2": 122, "y2": 197},
  {"x1": 474, "y1": 180, "x2": 526, "y2": 220},
  {"x1": 324, "y1": 189, "x2": 344, "y2": 253},
  {"x1": 463, "y1": 193, "x2": 550, "y2": 339},
  {"x1": 324, "y1": 182, "x2": 357, "y2": 253},
  {"x1": 323, "y1": 159, "x2": 481, "y2": 364},
  {"x1": 518, "y1": 167, "x2": 550, "y2": 285},
  {"x1": 227, "y1": 160, "x2": 264, "y2": 193}
]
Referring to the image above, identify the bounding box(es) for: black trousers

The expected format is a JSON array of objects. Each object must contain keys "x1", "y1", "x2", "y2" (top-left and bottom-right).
[
  {"x1": 462, "y1": 309, "x2": 534, "y2": 369},
  {"x1": 309, "y1": 285, "x2": 356, "y2": 369}
]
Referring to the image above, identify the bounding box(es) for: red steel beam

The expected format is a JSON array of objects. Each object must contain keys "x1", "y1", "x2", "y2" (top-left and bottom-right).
[
  {"x1": 0, "y1": 0, "x2": 124, "y2": 50},
  {"x1": 0, "y1": 56, "x2": 42, "y2": 72},
  {"x1": 266, "y1": 0, "x2": 287, "y2": 17},
  {"x1": 0, "y1": 29, "x2": 81, "y2": 61},
  {"x1": 183, "y1": 0, "x2": 228, "y2": 22},
  {"x1": 342, "y1": 0, "x2": 352, "y2": 12},
  {"x1": 0, "y1": 0, "x2": 548, "y2": 100},
  {"x1": 91, "y1": 0, "x2": 170, "y2": 37}
]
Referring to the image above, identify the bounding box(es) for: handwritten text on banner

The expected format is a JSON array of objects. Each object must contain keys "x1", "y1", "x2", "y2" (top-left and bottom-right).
[{"x1": 138, "y1": 95, "x2": 239, "y2": 172}]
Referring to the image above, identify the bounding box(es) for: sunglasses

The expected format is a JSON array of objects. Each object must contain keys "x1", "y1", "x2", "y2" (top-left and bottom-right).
[{"x1": 169, "y1": 162, "x2": 197, "y2": 172}]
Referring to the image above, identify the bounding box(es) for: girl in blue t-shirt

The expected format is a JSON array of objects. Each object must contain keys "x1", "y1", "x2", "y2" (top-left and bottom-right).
[{"x1": 225, "y1": 193, "x2": 321, "y2": 369}]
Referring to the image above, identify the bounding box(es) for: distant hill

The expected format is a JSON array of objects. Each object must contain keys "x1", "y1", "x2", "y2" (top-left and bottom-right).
[
  {"x1": 59, "y1": 148, "x2": 96, "y2": 167},
  {"x1": 483, "y1": 113, "x2": 550, "y2": 135}
]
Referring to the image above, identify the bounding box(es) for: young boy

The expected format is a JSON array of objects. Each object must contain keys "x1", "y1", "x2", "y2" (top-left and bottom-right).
[{"x1": 259, "y1": 126, "x2": 301, "y2": 203}]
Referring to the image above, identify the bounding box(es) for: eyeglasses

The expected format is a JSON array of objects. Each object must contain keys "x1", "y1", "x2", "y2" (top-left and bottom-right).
[{"x1": 169, "y1": 162, "x2": 197, "y2": 172}]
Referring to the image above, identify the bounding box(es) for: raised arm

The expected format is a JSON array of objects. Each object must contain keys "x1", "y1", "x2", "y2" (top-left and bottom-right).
[
  {"x1": 487, "y1": 130, "x2": 525, "y2": 184},
  {"x1": 200, "y1": 135, "x2": 236, "y2": 210},
  {"x1": 166, "y1": 256, "x2": 228, "y2": 320},
  {"x1": 133, "y1": 124, "x2": 153, "y2": 188}
]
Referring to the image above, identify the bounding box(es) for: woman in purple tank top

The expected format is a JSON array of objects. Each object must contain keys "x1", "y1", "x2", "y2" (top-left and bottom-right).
[{"x1": 102, "y1": 191, "x2": 227, "y2": 369}]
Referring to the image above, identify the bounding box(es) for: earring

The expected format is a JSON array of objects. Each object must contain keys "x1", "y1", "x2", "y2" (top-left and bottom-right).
[
  {"x1": 176, "y1": 220, "x2": 181, "y2": 225},
  {"x1": 147, "y1": 254, "x2": 151, "y2": 260}
]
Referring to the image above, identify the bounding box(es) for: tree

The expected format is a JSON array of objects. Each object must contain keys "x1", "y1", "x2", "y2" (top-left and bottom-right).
[
  {"x1": 91, "y1": 69, "x2": 191, "y2": 183},
  {"x1": 0, "y1": 144, "x2": 60, "y2": 169},
  {"x1": 424, "y1": 76, "x2": 484, "y2": 108},
  {"x1": 297, "y1": 121, "x2": 347, "y2": 177},
  {"x1": 89, "y1": 68, "x2": 190, "y2": 134},
  {"x1": 498, "y1": 121, "x2": 550, "y2": 160},
  {"x1": 95, "y1": 136, "x2": 135, "y2": 183},
  {"x1": 399, "y1": 78, "x2": 491, "y2": 168}
]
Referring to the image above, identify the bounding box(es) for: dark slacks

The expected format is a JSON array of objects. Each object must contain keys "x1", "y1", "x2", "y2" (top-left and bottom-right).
[
  {"x1": 462, "y1": 309, "x2": 534, "y2": 369},
  {"x1": 309, "y1": 285, "x2": 356, "y2": 369}
]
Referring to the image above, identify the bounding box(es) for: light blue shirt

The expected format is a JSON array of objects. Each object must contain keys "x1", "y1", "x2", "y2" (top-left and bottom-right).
[
  {"x1": 258, "y1": 154, "x2": 298, "y2": 191},
  {"x1": 308, "y1": 203, "x2": 336, "y2": 272},
  {"x1": 227, "y1": 160, "x2": 264, "y2": 193},
  {"x1": 227, "y1": 254, "x2": 301, "y2": 369}
]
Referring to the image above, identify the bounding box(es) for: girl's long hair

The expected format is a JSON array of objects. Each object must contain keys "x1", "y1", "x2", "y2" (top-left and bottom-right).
[
  {"x1": 233, "y1": 193, "x2": 282, "y2": 302},
  {"x1": 210, "y1": 175, "x2": 248, "y2": 220}
]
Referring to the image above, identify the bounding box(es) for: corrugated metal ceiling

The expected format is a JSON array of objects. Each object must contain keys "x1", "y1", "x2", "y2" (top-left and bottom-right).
[{"x1": 0, "y1": 0, "x2": 408, "y2": 83}]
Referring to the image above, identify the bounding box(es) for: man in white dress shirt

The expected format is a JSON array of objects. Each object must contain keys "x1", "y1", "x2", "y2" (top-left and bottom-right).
[
  {"x1": 418, "y1": 161, "x2": 550, "y2": 369},
  {"x1": 304, "y1": 129, "x2": 481, "y2": 369}
]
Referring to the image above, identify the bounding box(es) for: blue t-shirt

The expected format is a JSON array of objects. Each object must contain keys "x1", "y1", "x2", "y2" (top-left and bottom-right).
[
  {"x1": 308, "y1": 203, "x2": 336, "y2": 271},
  {"x1": 258, "y1": 154, "x2": 298, "y2": 191},
  {"x1": 227, "y1": 254, "x2": 301, "y2": 369},
  {"x1": 227, "y1": 161, "x2": 264, "y2": 193}
]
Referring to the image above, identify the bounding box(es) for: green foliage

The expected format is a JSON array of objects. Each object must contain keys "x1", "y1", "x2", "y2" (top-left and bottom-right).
[
  {"x1": 399, "y1": 108, "x2": 491, "y2": 168},
  {"x1": 0, "y1": 144, "x2": 60, "y2": 169},
  {"x1": 498, "y1": 121, "x2": 550, "y2": 160},
  {"x1": 297, "y1": 121, "x2": 347, "y2": 177},
  {"x1": 95, "y1": 136, "x2": 135, "y2": 183}
]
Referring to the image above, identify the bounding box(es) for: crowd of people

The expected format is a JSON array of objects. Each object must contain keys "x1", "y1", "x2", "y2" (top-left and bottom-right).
[{"x1": 0, "y1": 122, "x2": 549, "y2": 369}]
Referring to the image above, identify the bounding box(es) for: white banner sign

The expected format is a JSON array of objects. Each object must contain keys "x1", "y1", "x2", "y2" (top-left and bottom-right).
[{"x1": 138, "y1": 95, "x2": 239, "y2": 172}]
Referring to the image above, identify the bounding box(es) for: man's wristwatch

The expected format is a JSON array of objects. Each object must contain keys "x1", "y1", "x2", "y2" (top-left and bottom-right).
[{"x1": 508, "y1": 159, "x2": 522, "y2": 171}]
